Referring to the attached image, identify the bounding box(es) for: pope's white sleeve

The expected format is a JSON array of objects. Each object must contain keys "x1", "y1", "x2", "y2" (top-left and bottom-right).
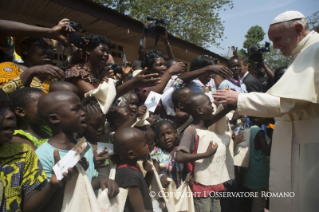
[{"x1": 237, "y1": 92, "x2": 282, "y2": 117}]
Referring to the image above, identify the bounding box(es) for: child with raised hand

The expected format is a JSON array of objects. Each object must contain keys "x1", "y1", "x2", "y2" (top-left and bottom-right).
[
  {"x1": 152, "y1": 120, "x2": 185, "y2": 188},
  {"x1": 35, "y1": 91, "x2": 118, "y2": 211},
  {"x1": 244, "y1": 116, "x2": 272, "y2": 212},
  {"x1": 0, "y1": 89, "x2": 75, "y2": 212},
  {"x1": 9, "y1": 87, "x2": 50, "y2": 150},
  {"x1": 175, "y1": 93, "x2": 224, "y2": 212},
  {"x1": 172, "y1": 87, "x2": 193, "y2": 141},
  {"x1": 80, "y1": 95, "x2": 111, "y2": 170},
  {"x1": 113, "y1": 127, "x2": 153, "y2": 212}
]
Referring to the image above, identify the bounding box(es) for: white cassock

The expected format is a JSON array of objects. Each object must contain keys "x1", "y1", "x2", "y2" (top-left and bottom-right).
[{"x1": 237, "y1": 31, "x2": 319, "y2": 212}]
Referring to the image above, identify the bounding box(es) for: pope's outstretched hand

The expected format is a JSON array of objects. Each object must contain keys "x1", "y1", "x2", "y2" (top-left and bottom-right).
[{"x1": 213, "y1": 90, "x2": 240, "y2": 107}]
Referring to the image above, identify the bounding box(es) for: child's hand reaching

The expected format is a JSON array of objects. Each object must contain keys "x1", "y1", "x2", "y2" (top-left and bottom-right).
[
  {"x1": 204, "y1": 141, "x2": 218, "y2": 158},
  {"x1": 143, "y1": 160, "x2": 154, "y2": 173},
  {"x1": 50, "y1": 149, "x2": 76, "y2": 187},
  {"x1": 160, "y1": 175, "x2": 171, "y2": 188},
  {"x1": 99, "y1": 177, "x2": 120, "y2": 198},
  {"x1": 94, "y1": 149, "x2": 110, "y2": 168},
  {"x1": 136, "y1": 105, "x2": 147, "y2": 117},
  {"x1": 234, "y1": 132, "x2": 245, "y2": 145},
  {"x1": 185, "y1": 174, "x2": 195, "y2": 186}
]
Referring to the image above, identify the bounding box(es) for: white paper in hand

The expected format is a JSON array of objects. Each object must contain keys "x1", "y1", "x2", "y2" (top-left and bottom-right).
[
  {"x1": 97, "y1": 142, "x2": 114, "y2": 154},
  {"x1": 144, "y1": 91, "x2": 162, "y2": 112}
]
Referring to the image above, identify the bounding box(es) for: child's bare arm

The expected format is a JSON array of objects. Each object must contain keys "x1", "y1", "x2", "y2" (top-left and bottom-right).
[
  {"x1": 205, "y1": 105, "x2": 236, "y2": 128},
  {"x1": 143, "y1": 160, "x2": 154, "y2": 187},
  {"x1": 176, "y1": 142, "x2": 218, "y2": 163},
  {"x1": 255, "y1": 131, "x2": 272, "y2": 156},
  {"x1": 128, "y1": 187, "x2": 153, "y2": 212},
  {"x1": 23, "y1": 149, "x2": 75, "y2": 212}
]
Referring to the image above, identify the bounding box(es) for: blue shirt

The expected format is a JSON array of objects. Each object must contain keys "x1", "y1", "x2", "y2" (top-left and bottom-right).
[
  {"x1": 36, "y1": 141, "x2": 98, "y2": 187},
  {"x1": 218, "y1": 79, "x2": 247, "y2": 93},
  {"x1": 185, "y1": 80, "x2": 204, "y2": 93}
]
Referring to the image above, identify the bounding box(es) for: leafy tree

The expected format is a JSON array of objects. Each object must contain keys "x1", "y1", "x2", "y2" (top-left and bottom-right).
[
  {"x1": 242, "y1": 25, "x2": 265, "y2": 55},
  {"x1": 307, "y1": 11, "x2": 319, "y2": 31},
  {"x1": 263, "y1": 46, "x2": 291, "y2": 71},
  {"x1": 92, "y1": 0, "x2": 233, "y2": 49}
]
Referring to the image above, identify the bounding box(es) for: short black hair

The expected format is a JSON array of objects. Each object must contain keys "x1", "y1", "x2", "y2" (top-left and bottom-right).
[
  {"x1": 49, "y1": 81, "x2": 78, "y2": 94},
  {"x1": 239, "y1": 57, "x2": 248, "y2": 66},
  {"x1": 189, "y1": 55, "x2": 214, "y2": 72},
  {"x1": 141, "y1": 49, "x2": 164, "y2": 70},
  {"x1": 274, "y1": 66, "x2": 287, "y2": 83},
  {"x1": 172, "y1": 87, "x2": 191, "y2": 108},
  {"x1": 227, "y1": 56, "x2": 241, "y2": 67},
  {"x1": 132, "y1": 60, "x2": 142, "y2": 71},
  {"x1": 81, "y1": 96, "x2": 102, "y2": 115},
  {"x1": 85, "y1": 34, "x2": 111, "y2": 50},
  {"x1": 9, "y1": 87, "x2": 43, "y2": 109}
]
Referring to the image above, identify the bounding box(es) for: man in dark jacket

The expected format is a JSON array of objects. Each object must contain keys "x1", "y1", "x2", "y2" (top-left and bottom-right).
[{"x1": 239, "y1": 57, "x2": 263, "y2": 92}]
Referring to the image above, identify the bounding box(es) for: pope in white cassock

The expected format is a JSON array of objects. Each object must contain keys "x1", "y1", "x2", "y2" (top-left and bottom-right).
[{"x1": 213, "y1": 11, "x2": 319, "y2": 212}]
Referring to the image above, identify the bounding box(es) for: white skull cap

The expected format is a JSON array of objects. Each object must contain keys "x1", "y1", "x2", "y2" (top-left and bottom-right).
[{"x1": 271, "y1": 11, "x2": 305, "y2": 25}]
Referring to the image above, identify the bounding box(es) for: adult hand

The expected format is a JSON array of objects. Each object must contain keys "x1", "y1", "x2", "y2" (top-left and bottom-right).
[
  {"x1": 27, "y1": 64, "x2": 64, "y2": 79},
  {"x1": 122, "y1": 62, "x2": 132, "y2": 76},
  {"x1": 232, "y1": 46, "x2": 238, "y2": 57},
  {"x1": 99, "y1": 178, "x2": 119, "y2": 198},
  {"x1": 50, "y1": 20, "x2": 75, "y2": 46},
  {"x1": 167, "y1": 62, "x2": 186, "y2": 76},
  {"x1": 213, "y1": 90, "x2": 239, "y2": 107},
  {"x1": 136, "y1": 105, "x2": 147, "y2": 117},
  {"x1": 160, "y1": 175, "x2": 171, "y2": 188},
  {"x1": 101, "y1": 66, "x2": 115, "y2": 79},
  {"x1": 50, "y1": 149, "x2": 76, "y2": 187},
  {"x1": 131, "y1": 67, "x2": 161, "y2": 87},
  {"x1": 94, "y1": 149, "x2": 110, "y2": 168},
  {"x1": 234, "y1": 132, "x2": 245, "y2": 145},
  {"x1": 205, "y1": 65, "x2": 232, "y2": 79},
  {"x1": 204, "y1": 141, "x2": 218, "y2": 158}
]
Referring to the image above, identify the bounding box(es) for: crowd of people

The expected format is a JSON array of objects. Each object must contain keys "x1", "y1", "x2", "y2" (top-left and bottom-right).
[{"x1": 0, "y1": 9, "x2": 318, "y2": 212}]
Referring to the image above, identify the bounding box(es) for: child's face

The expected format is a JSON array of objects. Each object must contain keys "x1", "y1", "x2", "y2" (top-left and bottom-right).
[
  {"x1": 0, "y1": 91, "x2": 16, "y2": 144},
  {"x1": 159, "y1": 123, "x2": 177, "y2": 150},
  {"x1": 134, "y1": 136, "x2": 149, "y2": 160},
  {"x1": 20, "y1": 92, "x2": 45, "y2": 124},
  {"x1": 58, "y1": 96, "x2": 87, "y2": 133},
  {"x1": 127, "y1": 94, "x2": 139, "y2": 116},
  {"x1": 145, "y1": 130, "x2": 155, "y2": 152},
  {"x1": 198, "y1": 95, "x2": 215, "y2": 119},
  {"x1": 83, "y1": 113, "x2": 106, "y2": 141}
]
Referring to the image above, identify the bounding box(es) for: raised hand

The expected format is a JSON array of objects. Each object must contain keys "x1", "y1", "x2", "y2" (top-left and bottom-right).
[
  {"x1": 160, "y1": 175, "x2": 171, "y2": 188},
  {"x1": 167, "y1": 62, "x2": 186, "y2": 76},
  {"x1": 131, "y1": 67, "x2": 161, "y2": 87},
  {"x1": 213, "y1": 90, "x2": 239, "y2": 106},
  {"x1": 136, "y1": 105, "x2": 147, "y2": 117},
  {"x1": 143, "y1": 160, "x2": 154, "y2": 173},
  {"x1": 27, "y1": 64, "x2": 64, "y2": 79},
  {"x1": 205, "y1": 65, "x2": 233, "y2": 79},
  {"x1": 94, "y1": 149, "x2": 110, "y2": 168}
]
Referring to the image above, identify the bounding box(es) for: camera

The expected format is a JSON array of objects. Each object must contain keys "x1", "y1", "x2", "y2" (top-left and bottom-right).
[
  {"x1": 144, "y1": 16, "x2": 170, "y2": 36},
  {"x1": 67, "y1": 21, "x2": 84, "y2": 49},
  {"x1": 248, "y1": 41, "x2": 270, "y2": 62},
  {"x1": 108, "y1": 62, "x2": 122, "y2": 75}
]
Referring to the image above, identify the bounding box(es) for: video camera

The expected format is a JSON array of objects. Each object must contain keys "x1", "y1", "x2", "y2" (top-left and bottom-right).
[
  {"x1": 68, "y1": 21, "x2": 84, "y2": 49},
  {"x1": 144, "y1": 16, "x2": 170, "y2": 36},
  {"x1": 248, "y1": 41, "x2": 270, "y2": 62}
]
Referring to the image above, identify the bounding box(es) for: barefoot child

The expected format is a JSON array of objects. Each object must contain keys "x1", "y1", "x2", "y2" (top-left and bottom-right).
[
  {"x1": 35, "y1": 91, "x2": 118, "y2": 211},
  {"x1": 9, "y1": 88, "x2": 50, "y2": 150},
  {"x1": 113, "y1": 127, "x2": 153, "y2": 212},
  {"x1": 0, "y1": 89, "x2": 75, "y2": 212}
]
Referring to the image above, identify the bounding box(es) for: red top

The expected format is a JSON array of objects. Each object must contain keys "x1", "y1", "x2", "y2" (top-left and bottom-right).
[
  {"x1": 117, "y1": 164, "x2": 139, "y2": 170},
  {"x1": 187, "y1": 135, "x2": 225, "y2": 197}
]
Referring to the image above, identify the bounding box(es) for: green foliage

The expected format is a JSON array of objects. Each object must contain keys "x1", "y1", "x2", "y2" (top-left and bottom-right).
[
  {"x1": 263, "y1": 46, "x2": 291, "y2": 71},
  {"x1": 307, "y1": 11, "x2": 319, "y2": 31},
  {"x1": 92, "y1": 0, "x2": 233, "y2": 49},
  {"x1": 243, "y1": 25, "x2": 265, "y2": 52},
  {"x1": 237, "y1": 48, "x2": 248, "y2": 58}
]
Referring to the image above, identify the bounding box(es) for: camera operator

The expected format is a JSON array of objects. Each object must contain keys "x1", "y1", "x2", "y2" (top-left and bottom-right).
[
  {"x1": 138, "y1": 20, "x2": 174, "y2": 60},
  {"x1": 253, "y1": 59, "x2": 274, "y2": 92}
]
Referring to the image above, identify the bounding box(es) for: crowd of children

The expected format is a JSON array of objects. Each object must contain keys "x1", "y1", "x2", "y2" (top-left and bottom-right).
[{"x1": 0, "y1": 19, "x2": 278, "y2": 212}]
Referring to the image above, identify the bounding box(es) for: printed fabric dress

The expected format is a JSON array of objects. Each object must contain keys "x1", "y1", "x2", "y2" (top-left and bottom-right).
[{"x1": 151, "y1": 146, "x2": 184, "y2": 187}]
